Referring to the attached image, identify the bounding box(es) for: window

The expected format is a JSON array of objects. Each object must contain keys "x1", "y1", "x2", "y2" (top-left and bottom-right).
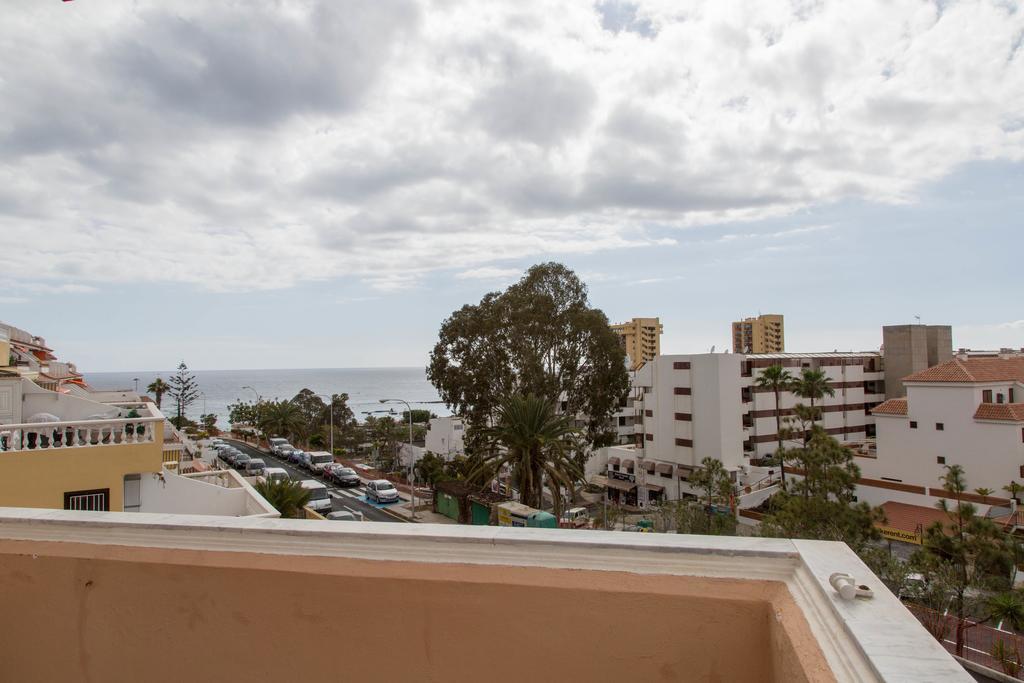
[
  {"x1": 644, "y1": 409, "x2": 653, "y2": 417},
  {"x1": 645, "y1": 433, "x2": 653, "y2": 441},
  {"x1": 910, "y1": 421, "x2": 918, "y2": 429},
  {"x1": 1010, "y1": 387, "x2": 1016, "y2": 403},
  {"x1": 936, "y1": 456, "x2": 945, "y2": 465},
  {"x1": 675, "y1": 412, "x2": 692, "y2": 421},
  {"x1": 675, "y1": 438, "x2": 693, "y2": 447},
  {"x1": 672, "y1": 361, "x2": 691, "y2": 370},
  {"x1": 997, "y1": 393, "x2": 1005, "y2": 404},
  {"x1": 64, "y1": 488, "x2": 110, "y2": 512},
  {"x1": 673, "y1": 387, "x2": 691, "y2": 395},
  {"x1": 936, "y1": 423, "x2": 944, "y2": 431},
  {"x1": 983, "y1": 390, "x2": 993, "y2": 403}
]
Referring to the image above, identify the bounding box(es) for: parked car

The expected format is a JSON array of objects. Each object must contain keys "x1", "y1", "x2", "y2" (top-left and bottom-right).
[
  {"x1": 326, "y1": 510, "x2": 363, "y2": 522},
  {"x1": 241, "y1": 458, "x2": 266, "y2": 476},
  {"x1": 326, "y1": 465, "x2": 360, "y2": 487},
  {"x1": 219, "y1": 448, "x2": 240, "y2": 465},
  {"x1": 286, "y1": 449, "x2": 305, "y2": 465},
  {"x1": 274, "y1": 443, "x2": 295, "y2": 458},
  {"x1": 268, "y1": 437, "x2": 289, "y2": 453},
  {"x1": 307, "y1": 451, "x2": 334, "y2": 474},
  {"x1": 262, "y1": 467, "x2": 289, "y2": 484},
  {"x1": 559, "y1": 507, "x2": 590, "y2": 528},
  {"x1": 297, "y1": 451, "x2": 312, "y2": 470},
  {"x1": 366, "y1": 480, "x2": 399, "y2": 504},
  {"x1": 231, "y1": 453, "x2": 252, "y2": 470},
  {"x1": 299, "y1": 479, "x2": 332, "y2": 512}
]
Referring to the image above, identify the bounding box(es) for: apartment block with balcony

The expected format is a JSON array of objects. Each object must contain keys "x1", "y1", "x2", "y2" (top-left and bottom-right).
[
  {"x1": 610, "y1": 316, "x2": 663, "y2": 369},
  {"x1": 861, "y1": 356, "x2": 1024, "y2": 514},
  {"x1": 0, "y1": 507, "x2": 967, "y2": 682},
  {"x1": 0, "y1": 324, "x2": 275, "y2": 518},
  {"x1": 600, "y1": 352, "x2": 885, "y2": 509},
  {"x1": 732, "y1": 313, "x2": 785, "y2": 353}
]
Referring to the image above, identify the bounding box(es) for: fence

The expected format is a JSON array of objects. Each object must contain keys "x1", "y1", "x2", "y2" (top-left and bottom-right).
[{"x1": 906, "y1": 603, "x2": 1024, "y2": 678}]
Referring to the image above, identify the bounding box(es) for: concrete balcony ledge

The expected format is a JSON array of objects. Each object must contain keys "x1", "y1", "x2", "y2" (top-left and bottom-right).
[{"x1": 0, "y1": 508, "x2": 966, "y2": 682}]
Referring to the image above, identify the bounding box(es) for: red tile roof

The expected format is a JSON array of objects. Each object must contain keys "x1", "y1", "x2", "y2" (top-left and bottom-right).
[
  {"x1": 878, "y1": 501, "x2": 951, "y2": 536},
  {"x1": 904, "y1": 357, "x2": 1024, "y2": 384},
  {"x1": 974, "y1": 403, "x2": 1024, "y2": 422},
  {"x1": 872, "y1": 398, "x2": 908, "y2": 416}
]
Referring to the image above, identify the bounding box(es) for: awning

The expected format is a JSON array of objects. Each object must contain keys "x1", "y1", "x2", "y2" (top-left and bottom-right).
[
  {"x1": 655, "y1": 463, "x2": 673, "y2": 475},
  {"x1": 621, "y1": 459, "x2": 635, "y2": 469},
  {"x1": 677, "y1": 465, "x2": 693, "y2": 479},
  {"x1": 605, "y1": 478, "x2": 637, "y2": 492},
  {"x1": 646, "y1": 484, "x2": 665, "y2": 493},
  {"x1": 607, "y1": 456, "x2": 620, "y2": 466},
  {"x1": 644, "y1": 461, "x2": 656, "y2": 473}
]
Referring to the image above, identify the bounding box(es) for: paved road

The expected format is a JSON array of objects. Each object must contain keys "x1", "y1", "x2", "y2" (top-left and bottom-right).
[{"x1": 224, "y1": 439, "x2": 406, "y2": 524}]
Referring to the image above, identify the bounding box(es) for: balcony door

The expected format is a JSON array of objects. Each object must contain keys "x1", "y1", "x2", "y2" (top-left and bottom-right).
[{"x1": 123, "y1": 474, "x2": 141, "y2": 512}]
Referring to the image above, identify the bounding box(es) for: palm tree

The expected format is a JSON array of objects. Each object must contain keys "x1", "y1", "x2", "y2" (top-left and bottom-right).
[
  {"x1": 146, "y1": 377, "x2": 169, "y2": 409},
  {"x1": 792, "y1": 368, "x2": 835, "y2": 441},
  {"x1": 754, "y1": 364, "x2": 794, "y2": 486},
  {"x1": 469, "y1": 394, "x2": 581, "y2": 517},
  {"x1": 259, "y1": 400, "x2": 305, "y2": 444},
  {"x1": 254, "y1": 478, "x2": 311, "y2": 518}
]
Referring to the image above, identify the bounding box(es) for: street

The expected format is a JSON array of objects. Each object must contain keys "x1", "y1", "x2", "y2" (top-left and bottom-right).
[{"x1": 224, "y1": 439, "x2": 406, "y2": 523}]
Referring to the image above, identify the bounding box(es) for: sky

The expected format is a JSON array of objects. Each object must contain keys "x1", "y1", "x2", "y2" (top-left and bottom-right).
[{"x1": 2, "y1": 0, "x2": 1023, "y2": 372}]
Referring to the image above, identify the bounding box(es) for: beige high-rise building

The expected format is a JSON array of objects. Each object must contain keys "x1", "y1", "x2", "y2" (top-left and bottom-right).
[
  {"x1": 610, "y1": 317, "x2": 663, "y2": 369},
  {"x1": 731, "y1": 314, "x2": 785, "y2": 354}
]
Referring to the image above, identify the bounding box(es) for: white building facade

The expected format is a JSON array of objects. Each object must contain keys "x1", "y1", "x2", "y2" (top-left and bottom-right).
[
  {"x1": 861, "y1": 356, "x2": 1024, "y2": 512},
  {"x1": 600, "y1": 351, "x2": 886, "y2": 509}
]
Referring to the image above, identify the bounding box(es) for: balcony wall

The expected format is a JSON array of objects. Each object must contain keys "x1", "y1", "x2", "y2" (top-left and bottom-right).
[
  {"x1": 0, "y1": 509, "x2": 967, "y2": 682},
  {"x1": 0, "y1": 415, "x2": 163, "y2": 511}
]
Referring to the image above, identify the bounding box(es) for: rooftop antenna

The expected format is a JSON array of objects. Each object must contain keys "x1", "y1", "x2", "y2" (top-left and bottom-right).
[
  {"x1": 709, "y1": 344, "x2": 716, "y2": 353},
  {"x1": 914, "y1": 314, "x2": 921, "y2": 325}
]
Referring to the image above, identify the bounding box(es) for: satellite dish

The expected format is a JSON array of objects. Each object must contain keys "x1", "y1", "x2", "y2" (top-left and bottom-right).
[{"x1": 709, "y1": 345, "x2": 716, "y2": 353}]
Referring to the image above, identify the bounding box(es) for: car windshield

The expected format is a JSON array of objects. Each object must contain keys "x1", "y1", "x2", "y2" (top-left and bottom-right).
[
  {"x1": 307, "y1": 487, "x2": 329, "y2": 500},
  {"x1": 311, "y1": 455, "x2": 332, "y2": 464},
  {"x1": 339, "y1": 468, "x2": 356, "y2": 476},
  {"x1": 379, "y1": 482, "x2": 395, "y2": 491},
  {"x1": 248, "y1": 460, "x2": 264, "y2": 467}
]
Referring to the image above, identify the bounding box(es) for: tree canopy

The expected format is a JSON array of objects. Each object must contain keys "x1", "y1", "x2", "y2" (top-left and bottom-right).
[
  {"x1": 167, "y1": 362, "x2": 200, "y2": 426},
  {"x1": 427, "y1": 262, "x2": 629, "y2": 451}
]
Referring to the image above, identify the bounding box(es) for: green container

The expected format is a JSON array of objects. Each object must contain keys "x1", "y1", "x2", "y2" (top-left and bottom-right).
[
  {"x1": 437, "y1": 491, "x2": 459, "y2": 521},
  {"x1": 527, "y1": 511, "x2": 557, "y2": 529},
  {"x1": 470, "y1": 501, "x2": 491, "y2": 526}
]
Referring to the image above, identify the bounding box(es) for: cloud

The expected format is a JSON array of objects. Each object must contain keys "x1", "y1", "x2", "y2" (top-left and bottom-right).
[
  {"x1": 1, "y1": 0, "x2": 1022, "y2": 294},
  {"x1": 455, "y1": 267, "x2": 523, "y2": 280}
]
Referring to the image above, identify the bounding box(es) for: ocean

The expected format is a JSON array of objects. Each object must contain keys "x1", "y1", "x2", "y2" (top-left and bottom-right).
[{"x1": 84, "y1": 367, "x2": 448, "y2": 429}]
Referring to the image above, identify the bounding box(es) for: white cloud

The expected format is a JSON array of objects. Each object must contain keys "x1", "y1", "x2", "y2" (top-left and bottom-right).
[
  {"x1": 2, "y1": 1, "x2": 1023, "y2": 293},
  {"x1": 455, "y1": 267, "x2": 523, "y2": 280}
]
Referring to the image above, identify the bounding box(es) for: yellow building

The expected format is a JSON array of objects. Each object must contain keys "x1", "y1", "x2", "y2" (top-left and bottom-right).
[
  {"x1": 610, "y1": 317, "x2": 663, "y2": 369},
  {"x1": 0, "y1": 322, "x2": 164, "y2": 511},
  {"x1": 731, "y1": 314, "x2": 785, "y2": 353}
]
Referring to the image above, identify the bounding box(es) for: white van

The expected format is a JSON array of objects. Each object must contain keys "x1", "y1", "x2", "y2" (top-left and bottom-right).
[
  {"x1": 307, "y1": 451, "x2": 334, "y2": 474},
  {"x1": 268, "y1": 437, "x2": 289, "y2": 454},
  {"x1": 262, "y1": 467, "x2": 289, "y2": 484},
  {"x1": 300, "y1": 479, "x2": 332, "y2": 512}
]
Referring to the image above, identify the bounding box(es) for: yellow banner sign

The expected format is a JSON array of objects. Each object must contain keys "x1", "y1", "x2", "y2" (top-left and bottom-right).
[{"x1": 877, "y1": 525, "x2": 922, "y2": 545}]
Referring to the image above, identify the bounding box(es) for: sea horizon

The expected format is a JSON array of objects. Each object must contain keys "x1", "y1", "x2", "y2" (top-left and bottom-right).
[{"x1": 85, "y1": 367, "x2": 447, "y2": 429}]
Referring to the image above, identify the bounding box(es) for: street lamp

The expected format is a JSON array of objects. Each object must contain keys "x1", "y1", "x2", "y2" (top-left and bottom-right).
[
  {"x1": 314, "y1": 394, "x2": 335, "y2": 457},
  {"x1": 380, "y1": 398, "x2": 416, "y2": 520},
  {"x1": 133, "y1": 377, "x2": 139, "y2": 393},
  {"x1": 242, "y1": 385, "x2": 261, "y2": 445}
]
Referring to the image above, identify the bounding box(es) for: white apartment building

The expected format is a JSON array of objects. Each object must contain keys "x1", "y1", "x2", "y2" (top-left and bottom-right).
[
  {"x1": 424, "y1": 415, "x2": 465, "y2": 459},
  {"x1": 601, "y1": 351, "x2": 886, "y2": 509},
  {"x1": 861, "y1": 356, "x2": 1024, "y2": 516}
]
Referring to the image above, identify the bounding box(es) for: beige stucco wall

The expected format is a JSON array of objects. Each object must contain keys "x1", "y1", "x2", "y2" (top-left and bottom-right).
[
  {"x1": 0, "y1": 538, "x2": 833, "y2": 682},
  {"x1": 0, "y1": 425, "x2": 162, "y2": 511}
]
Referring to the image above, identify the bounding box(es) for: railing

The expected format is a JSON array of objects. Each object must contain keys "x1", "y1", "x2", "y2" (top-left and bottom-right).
[
  {"x1": 906, "y1": 603, "x2": 1024, "y2": 679},
  {"x1": 0, "y1": 416, "x2": 162, "y2": 452}
]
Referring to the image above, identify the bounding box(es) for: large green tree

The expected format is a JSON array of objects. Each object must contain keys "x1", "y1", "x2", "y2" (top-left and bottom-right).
[
  {"x1": 754, "y1": 364, "x2": 794, "y2": 485},
  {"x1": 469, "y1": 394, "x2": 581, "y2": 517},
  {"x1": 427, "y1": 263, "x2": 629, "y2": 452},
  {"x1": 760, "y1": 428, "x2": 882, "y2": 553},
  {"x1": 258, "y1": 400, "x2": 305, "y2": 443},
  {"x1": 167, "y1": 362, "x2": 200, "y2": 427},
  {"x1": 919, "y1": 465, "x2": 1016, "y2": 657}
]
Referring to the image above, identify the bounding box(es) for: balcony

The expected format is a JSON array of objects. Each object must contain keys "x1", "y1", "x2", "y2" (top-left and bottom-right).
[
  {"x1": 0, "y1": 411, "x2": 162, "y2": 452},
  {"x1": 0, "y1": 508, "x2": 964, "y2": 682}
]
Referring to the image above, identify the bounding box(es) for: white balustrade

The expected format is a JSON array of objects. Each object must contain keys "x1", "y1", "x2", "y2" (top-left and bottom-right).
[{"x1": 0, "y1": 415, "x2": 162, "y2": 453}]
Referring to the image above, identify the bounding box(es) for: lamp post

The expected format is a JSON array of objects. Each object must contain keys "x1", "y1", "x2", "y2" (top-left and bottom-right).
[
  {"x1": 380, "y1": 398, "x2": 416, "y2": 520},
  {"x1": 133, "y1": 377, "x2": 139, "y2": 393},
  {"x1": 314, "y1": 394, "x2": 335, "y2": 457},
  {"x1": 242, "y1": 385, "x2": 261, "y2": 445}
]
